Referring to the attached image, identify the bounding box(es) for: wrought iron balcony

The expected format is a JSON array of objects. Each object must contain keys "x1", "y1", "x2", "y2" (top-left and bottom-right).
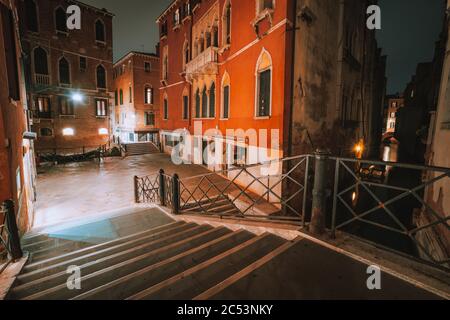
[{"x1": 185, "y1": 46, "x2": 218, "y2": 80}]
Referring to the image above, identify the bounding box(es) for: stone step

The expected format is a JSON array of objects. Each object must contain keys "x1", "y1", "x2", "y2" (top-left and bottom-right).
[
  {"x1": 193, "y1": 237, "x2": 304, "y2": 300},
  {"x1": 10, "y1": 224, "x2": 214, "y2": 299},
  {"x1": 21, "y1": 234, "x2": 51, "y2": 247},
  {"x1": 28, "y1": 240, "x2": 93, "y2": 263},
  {"x1": 128, "y1": 233, "x2": 286, "y2": 300},
  {"x1": 21, "y1": 225, "x2": 221, "y2": 300},
  {"x1": 72, "y1": 229, "x2": 254, "y2": 300},
  {"x1": 20, "y1": 221, "x2": 187, "y2": 276},
  {"x1": 22, "y1": 238, "x2": 73, "y2": 253}
]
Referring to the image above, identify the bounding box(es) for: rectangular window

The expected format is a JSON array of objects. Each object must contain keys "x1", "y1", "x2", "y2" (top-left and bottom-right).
[
  {"x1": 183, "y1": 95, "x2": 189, "y2": 120},
  {"x1": 129, "y1": 87, "x2": 132, "y2": 103},
  {"x1": 257, "y1": 69, "x2": 271, "y2": 117},
  {"x1": 36, "y1": 96, "x2": 51, "y2": 118},
  {"x1": 163, "y1": 99, "x2": 168, "y2": 120},
  {"x1": 1, "y1": 4, "x2": 20, "y2": 100},
  {"x1": 145, "y1": 87, "x2": 153, "y2": 104},
  {"x1": 114, "y1": 90, "x2": 118, "y2": 106},
  {"x1": 234, "y1": 145, "x2": 247, "y2": 166},
  {"x1": 223, "y1": 85, "x2": 230, "y2": 118},
  {"x1": 59, "y1": 96, "x2": 74, "y2": 115},
  {"x1": 79, "y1": 56, "x2": 87, "y2": 71},
  {"x1": 95, "y1": 99, "x2": 107, "y2": 117},
  {"x1": 145, "y1": 112, "x2": 155, "y2": 126},
  {"x1": 144, "y1": 62, "x2": 151, "y2": 72}
]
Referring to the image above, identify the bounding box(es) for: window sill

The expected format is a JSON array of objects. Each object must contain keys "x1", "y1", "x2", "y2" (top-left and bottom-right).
[
  {"x1": 56, "y1": 30, "x2": 68, "y2": 36},
  {"x1": 253, "y1": 8, "x2": 274, "y2": 26},
  {"x1": 95, "y1": 40, "x2": 107, "y2": 47},
  {"x1": 173, "y1": 24, "x2": 181, "y2": 31},
  {"x1": 220, "y1": 118, "x2": 229, "y2": 121},
  {"x1": 96, "y1": 115, "x2": 108, "y2": 119},
  {"x1": 182, "y1": 16, "x2": 191, "y2": 23},
  {"x1": 441, "y1": 122, "x2": 450, "y2": 130},
  {"x1": 160, "y1": 35, "x2": 168, "y2": 41},
  {"x1": 254, "y1": 116, "x2": 271, "y2": 120},
  {"x1": 60, "y1": 115, "x2": 75, "y2": 118},
  {"x1": 219, "y1": 44, "x2": 231, "y2": 54}
]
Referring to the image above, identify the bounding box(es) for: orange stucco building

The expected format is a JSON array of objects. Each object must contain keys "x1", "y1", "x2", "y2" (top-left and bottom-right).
[{"x1": 157, "y1": 0, "x2": 295, "y2": 168}]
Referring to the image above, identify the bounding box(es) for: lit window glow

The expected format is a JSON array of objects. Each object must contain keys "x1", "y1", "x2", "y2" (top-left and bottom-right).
[
  {"x1": 98, "y1": 128, "x2": 108, "y2": 135},
  {"x1": 71, "y1": 92, "x2": 83, "y2": 102},
  {"x1": 62, "y1": 128, "x2": 74, "y2": 136}
]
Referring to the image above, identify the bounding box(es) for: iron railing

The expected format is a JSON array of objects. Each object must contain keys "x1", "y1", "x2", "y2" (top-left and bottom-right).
[
  {"x1": 134, "y1": 152, "x2": 450, "y2": 269},
  {"x1": 329, "y1": 156, "x2": 450, "y2": 268},
  {"x1": 0, "y1": 200, "x2": 23, "y2": 272}
]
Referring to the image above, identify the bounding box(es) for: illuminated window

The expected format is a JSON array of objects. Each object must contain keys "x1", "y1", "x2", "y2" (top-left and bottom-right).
[
  {"x1": 145, "y1": 86, "x2": 153, "y2": 104},
  {"x1": 59, "y1": 96, "x2": 74, "y2": 115},
  {"x1": 98, "y1": 128, "x2": 108, "y2": 135},
  {"x1": 62, "y1": 128, "x2": 74, "y2": 136},
  {"x1": 95, "y1": 99, "x2": 107, "y2": 116}
]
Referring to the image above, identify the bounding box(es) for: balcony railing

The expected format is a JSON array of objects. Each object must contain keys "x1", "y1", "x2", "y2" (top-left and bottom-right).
[
  {"x1": 185, "y1": 46, "x2": 218, "y2": 79},
  {"x1": 35, "y1": 74, "x2": 50, "y2": 86}
]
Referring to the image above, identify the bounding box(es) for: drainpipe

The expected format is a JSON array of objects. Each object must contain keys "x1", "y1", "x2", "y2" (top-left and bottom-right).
[{"x1": 287, "y1": 0, "x2": 298, "y2": 158}]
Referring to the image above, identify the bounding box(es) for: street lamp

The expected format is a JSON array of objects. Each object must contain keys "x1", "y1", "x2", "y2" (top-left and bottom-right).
[{"x1": 71, "y1": 92, "x2": 83, "y2": 103}]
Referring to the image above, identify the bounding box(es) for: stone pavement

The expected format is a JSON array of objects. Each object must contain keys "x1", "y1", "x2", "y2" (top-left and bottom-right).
[{"x1": 33, "y1": 154, "x2": 212, "y2": 230}]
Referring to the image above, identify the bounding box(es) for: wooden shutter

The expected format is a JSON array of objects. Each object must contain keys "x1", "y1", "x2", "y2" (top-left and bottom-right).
[{"x1": 258, "y1": 69, "x2": 271, "y2": 117}]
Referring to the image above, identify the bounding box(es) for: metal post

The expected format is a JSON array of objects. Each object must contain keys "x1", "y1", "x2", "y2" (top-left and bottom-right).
[
  {"x1": 172, "y1": 174, "x2": 180, "y2": 215},
  {"x1": 331, "y1": 159, "x2": 340, "y2": 239},
  {"x1": 302, "y1": 155, "x2": 310, "y2": 228},
  {"x1": 159, "y1": 169, "x2": 166, "y2": 206},
  {"x1": 310, "y1": 149, "x2": 330, "y2": 235},
  {"x1": 3, "y1": 200, "x2": 23, "y2": 261},
  {"x1": 134, "y1": 176, "x2": 140, "y2": 203}
]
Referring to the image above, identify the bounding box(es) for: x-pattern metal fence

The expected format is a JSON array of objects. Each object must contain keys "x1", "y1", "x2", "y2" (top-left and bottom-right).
[
  {"x1": 330, "y1": 157, "x2": 450, "y2": 268},
  {"x1": 134, "y1": 154, "x2": 450, "y2": 269}
]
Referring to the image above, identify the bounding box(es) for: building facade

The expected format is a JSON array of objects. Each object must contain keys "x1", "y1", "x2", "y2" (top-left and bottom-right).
[
  {"x1": 0, "y1": 0, "x2": 37, "y2": 234},
  {"x1": 290, "y1": 0, "x2": 386, "y2": 159},
  {"x1": 112, "y1": 51, "x2": 160, "y2": 144},
  {"x1": 18, "y1": 0, "x2": 114, "y2": 155},
  {"x1": 385, "y1": 96, "x2": 404, "y2": 135},
  {"x1": 157, "y1": 0, "x2": 295, "y2": 169},
  {"x1": 419, "y1": 0, "x2": 450, "y2": 265}
]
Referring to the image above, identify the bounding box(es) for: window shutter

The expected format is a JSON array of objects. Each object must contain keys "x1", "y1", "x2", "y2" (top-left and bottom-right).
[
  {"x1": 259, "y1": 70, "x2": 271, "y2": 117},
  {"x1": 223, "y1": 86, "x2": 229, "y2": 118}
]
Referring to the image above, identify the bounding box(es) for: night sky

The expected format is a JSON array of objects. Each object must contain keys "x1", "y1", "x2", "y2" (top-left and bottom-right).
[{"x1": 83, "y1": 0, "x2": 446, "y2": 94}]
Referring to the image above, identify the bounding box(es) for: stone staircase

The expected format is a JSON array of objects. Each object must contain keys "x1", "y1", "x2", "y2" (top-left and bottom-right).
[
  {"x1": 124, "y1": 142, "x2": 159, "y2": 157},
  {"x1": 4, "y1": 208, "x2": 444, "y2": 300}
]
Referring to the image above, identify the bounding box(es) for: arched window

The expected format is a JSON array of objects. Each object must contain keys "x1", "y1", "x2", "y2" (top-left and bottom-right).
[
  {"x1": 195, "y1": 89, "x2": 201, "y2": 118},
  {"x1": 55, "y1": 7, "x2": 67, "y2": 33},
  {"x1": 183, "y1": 41, "x2": 190, "y2": 67},
  {"x1": 201, "y1": 87, "x2": 208, "y2": 118},
  {"x1": 34, "y1": 47, "x2": 48, "y2": 75},
  {"x1": 58, "y1": 57, "x2": 70, "y2": 84},
  {"x1": 213, "y1": 26, "x2": 219, "y2": 47},
  {"x1": 25, "y1": 0, "x2": 38, "y2": 32},
  {"x1": 96, "y1": 65, "x2": 106, "y2": 89},
  {"x1": 255, "y1": 49, "x2": 272, "y2": 117},
  {"x1": 145, "y1": 86, "x2": 153, "y2": 104},
  {"x1": 221, "y1": 72, "x2": 230, "y2": 119},
  {"x1": 209, "y1": 82, "x2": 216, "y2": 118},
  {"x1": 222, "y1": 1, "x2": 231, "y2": 45},
  {"x1": 163, "y1": 94, "x2": 169, "y2": 120},
  {"x1": 119, "y1": 89, "x2": 123, "y2": 105},
  {"x1": 182, "y1": 87, "x2": 189, "y2": 120},
  {"x1": 162, "y1": 46, "x2": 169, "y2": 80},
  {"x1": 206, "y1": 31, "x2": 211, "y2": 48},
  {"x1": 95, "y1": 19, "x2": 105, "y2": 42}
]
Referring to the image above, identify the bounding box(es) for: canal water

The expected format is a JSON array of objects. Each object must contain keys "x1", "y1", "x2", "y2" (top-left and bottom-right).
[{"x1": 337, "y1": 141, "x2": 422, "y2": 257}]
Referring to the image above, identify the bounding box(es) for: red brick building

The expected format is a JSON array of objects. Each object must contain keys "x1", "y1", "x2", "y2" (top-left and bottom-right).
[
  {"x1": 18, "y1": 0, "x2": 114, "y2": 155},
  {"x1": 112, "y1": 51, "x2": 160, "y2": 144},
  {"x1": 157, "y1": 0, "x2": 295, "y2": 168},
  {"x1": 0, "y1": 0, "x2": 37, "y2": 234}
]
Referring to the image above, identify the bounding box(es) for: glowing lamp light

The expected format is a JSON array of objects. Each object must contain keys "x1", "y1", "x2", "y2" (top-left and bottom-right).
[
  {"x1": 98, "y1": 128, "x2": 108, "y2": 135},
  {"x1": 352, "y1": 192, "x2": 357, "y2": 202},
  {"x1": 62, "y1": 128, "x2": 74, "y2": 136},
  {"x1": 353, "y1": 140, "x2": 364, "y2": 159},
  {"x1": 71, "y1": 92, "x2": 83, "y2": 103}
]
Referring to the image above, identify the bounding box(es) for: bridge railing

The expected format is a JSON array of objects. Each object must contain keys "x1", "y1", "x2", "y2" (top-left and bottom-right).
[{"x1": 134, "y1": 153, "x2": 450, "y2": 270}]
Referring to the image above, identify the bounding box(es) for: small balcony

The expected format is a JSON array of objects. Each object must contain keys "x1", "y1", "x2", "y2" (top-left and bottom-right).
[
  {"x1": 33, "y1": 110, "x2": 53, "y2": 120},
  {"x1": 185, "y1": 46, "x2": 218, "y2": 80},
  {"x1": 35, "y1": 74, "x2": 50, "y2": 86}
]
